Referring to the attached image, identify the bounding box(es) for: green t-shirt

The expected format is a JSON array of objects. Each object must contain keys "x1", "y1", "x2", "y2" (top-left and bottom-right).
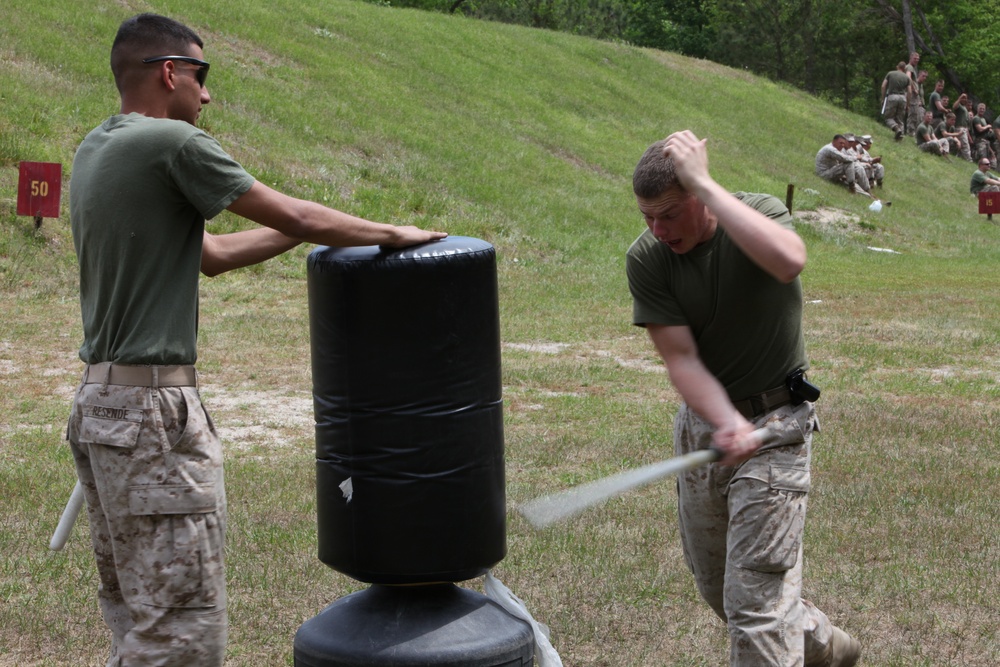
[
  {"x1": 972, "y1": 115, "x2": 991, "y2": 140},
  {"x1": 929, "y1": 92, "x2": 942, "y2": 118},
  {"x1": 70, "y1": 113, "x2": 255, "y2": 365},
  {"x1": 916, "y1": 122, "x2": 935, "y2": 145},
  {"x1": 884, "y1": 70, "x2": 910, "y2": 97},
  {"x1": 953, "y1": 104, "x2": 970, "y2": 128},
  {"x1": 625, "y1": 193, "x2": 807, "y2": 401},
  {"x1": 971, "y1": 169, "x2": 993, "y2": 194}
]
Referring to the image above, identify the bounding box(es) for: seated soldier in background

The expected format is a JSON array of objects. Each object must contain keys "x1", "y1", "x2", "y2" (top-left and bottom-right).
[
  {"x1": 815, "y1": 134, "x2": 872, "y2": 196},
  {"x1": 855, "y1": 135, "x2": 884, "y2": 188},
  {"x1": 935, "y1": 112, "x2": 964, "y2": 156},
  {"x1": 970, "y1": 158, "x2": 1000, "y2": 194},
  {"x1": 916, "y1": 111, "x2": 950, "y2": 157}
]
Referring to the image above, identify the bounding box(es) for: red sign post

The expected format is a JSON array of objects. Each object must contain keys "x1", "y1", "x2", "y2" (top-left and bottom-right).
[
  {"x1": 17, "y1": 161, "x2": 62, "y2": 228},
  {"x1": 979, "y1": 191, "x2": 1000, "y2": 222}
]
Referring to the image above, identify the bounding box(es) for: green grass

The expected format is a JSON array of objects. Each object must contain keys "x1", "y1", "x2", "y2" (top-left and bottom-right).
[{"x1": 1, "y1": 0, "x2": 998, "y2": 665}]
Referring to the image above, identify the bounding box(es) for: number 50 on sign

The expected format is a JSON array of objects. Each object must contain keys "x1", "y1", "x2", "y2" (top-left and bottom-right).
[{"x1": 18, "y1": 161, "x2": 62, "y2": 219}]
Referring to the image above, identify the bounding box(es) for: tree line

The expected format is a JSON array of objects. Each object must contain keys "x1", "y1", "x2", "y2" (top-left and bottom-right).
[{"x1": 377, "y1": 0, "x2": 1000, "y2": 118}]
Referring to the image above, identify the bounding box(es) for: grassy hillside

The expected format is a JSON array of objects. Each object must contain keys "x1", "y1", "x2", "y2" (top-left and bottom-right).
[{"x1": 1, "y1": 1, "x2": 997, "y2": 665}]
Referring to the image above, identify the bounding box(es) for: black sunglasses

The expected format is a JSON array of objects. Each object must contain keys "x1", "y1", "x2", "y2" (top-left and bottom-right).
[{"x1": 142, "y1": 55, "x2": 210, "y2": 87}]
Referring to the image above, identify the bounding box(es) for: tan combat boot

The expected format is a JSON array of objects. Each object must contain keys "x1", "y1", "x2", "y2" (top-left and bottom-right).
[{"x1": 810, "y1": 626, "x2": 862, "y2": 667}]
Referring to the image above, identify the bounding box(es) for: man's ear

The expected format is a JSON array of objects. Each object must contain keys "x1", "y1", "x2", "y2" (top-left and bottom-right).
[{"x1": 154, "y1": 61, "x2": 179, "y2": 91}]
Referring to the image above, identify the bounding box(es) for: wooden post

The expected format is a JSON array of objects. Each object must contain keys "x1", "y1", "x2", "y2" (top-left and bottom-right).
[{"x1": 785, "y1": 184, "x2": 795, "y2": 214}]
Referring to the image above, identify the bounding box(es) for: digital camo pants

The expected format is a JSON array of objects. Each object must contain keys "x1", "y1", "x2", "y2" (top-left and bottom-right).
[
  {"x1": 674, "y1": 402, "x2": 834, "y2": 666},
  {"x1": 68, "y1": 381, "x2": 227, "y2": 667},
  {"x1": 883, "y1": 94, "x2": 907, "y2": 133}
]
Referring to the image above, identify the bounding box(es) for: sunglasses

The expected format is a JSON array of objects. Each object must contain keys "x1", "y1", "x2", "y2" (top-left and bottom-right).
[{"x1": 142, "y1": 55, "x2": 210, "y2": 87}]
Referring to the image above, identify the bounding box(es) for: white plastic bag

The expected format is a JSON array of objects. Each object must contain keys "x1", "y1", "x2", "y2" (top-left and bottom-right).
[
  {"x1": 868, "y1": 199, "x2": 882, "y2": 212},
  {"x1": 484, "y1": 572, "x2": 564, "y2": 667}
]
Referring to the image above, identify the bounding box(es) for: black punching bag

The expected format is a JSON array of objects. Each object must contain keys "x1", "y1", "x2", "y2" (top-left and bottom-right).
[{"x1": 307, "y1": 236, "x2": 506, "y2": 584}]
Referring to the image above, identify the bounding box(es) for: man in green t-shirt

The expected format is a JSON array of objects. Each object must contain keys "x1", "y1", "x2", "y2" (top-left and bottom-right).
[
  {"x1": 950, "y1": 93, "x2": 973, "y2": 161},
  {"x1": 67, "y1": 13, "x2": 446, "y2": 667},
  {"x1": 625, "y1": 131, "x2": 861, "y2": 667},
  {"x1": 971, "y1": 103, "x2": 996, "y2": 167},
  {"x1": 928, "y1": 80, "x2": 946, "y2": 122},
  {"x1": 935, "y1": 112, "x2": 964, "y2": 156},
  {"x1": 916, "y1": 111, "x2": 950, "y2": 157},
  {"x1": 880, "y1": 62, "x2": 912, "y2": 140},
  {"x1": 906, "y1": 69, "x2": 928, "y2": 137},
  {"x1": 970, "y1": 158, "x2": 1000, "y2": 194}
]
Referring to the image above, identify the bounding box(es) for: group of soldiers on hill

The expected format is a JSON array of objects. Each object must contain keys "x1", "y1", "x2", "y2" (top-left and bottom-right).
[
  {"x1": 815, "y1": 52, "x2": 1000, "y2": 198},
  {"x1": 880, "y1": 53, "x2": 1000, "y2": 163},
  {"x1": 814, "y1": 133, "x2": 885, "y2": 199}
]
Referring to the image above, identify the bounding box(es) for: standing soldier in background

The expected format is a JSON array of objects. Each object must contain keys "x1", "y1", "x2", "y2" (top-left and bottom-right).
[
  {"x1": 991, "y1": 114, "x2": 1000, "y2": 167},
  {"x1": 971, "y1": 103, "x2": 996, "y2": 168},
  {"x1": 880, "y1": 62, "x2": 912, "y2": 141},
  {"x1": 951, "y1": 93, "x2": 973, "y2": 161},
  {"x1": 905, "y1": 70, "x2": 928, "y2": 137},
  {"x1": 928, "y1": 80, "x2": 947, "y2": 123},
  {"x1": 904, "y1": 51, "x2": 920, "y2": 82}
]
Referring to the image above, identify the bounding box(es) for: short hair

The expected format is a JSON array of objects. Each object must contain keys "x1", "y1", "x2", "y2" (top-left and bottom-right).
[
  {"x1": 633, "y1": 140, "x2": 678, "y2": 199},
  {"x1": 110, "y1": 13, "x2": 203, "y2": 92},
  {"x1": 832, "y1": 134, "x2": 846, "y2": 142}
]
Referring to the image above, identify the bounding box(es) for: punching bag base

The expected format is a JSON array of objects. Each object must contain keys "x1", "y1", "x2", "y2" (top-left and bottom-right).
[{"x1": 293, "y1": 583, "x2": 534, "y2": 667}]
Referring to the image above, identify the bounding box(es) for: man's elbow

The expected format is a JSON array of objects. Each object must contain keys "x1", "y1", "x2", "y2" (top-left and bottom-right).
[
  {"x1": 773, "y1": 243, "x2": 807, "y2": 283},
  {"x1": 775, "y1": 253, "x2": 806, "y2": 283},
  {"x1": 201, "y1": 263, "x2": 223, "y2": 278},
  {"x1": 774, "y1": 263, "x2": 804, "y2": 284}
]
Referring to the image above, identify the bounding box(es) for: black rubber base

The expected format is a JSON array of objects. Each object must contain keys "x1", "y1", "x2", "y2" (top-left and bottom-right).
[{"x1": 294, "y1": 584, "x2": 534, "y2": 666}]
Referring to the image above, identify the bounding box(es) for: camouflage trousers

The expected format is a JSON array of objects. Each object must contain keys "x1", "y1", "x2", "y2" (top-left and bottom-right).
[
  {"x1": 955, "y1": 128, "x2": 973, "y2": 161},
  {"x1": 673, "y1": 402, "x2": 834, "y2": 666},
  {"x1": 974, "y1": 138, "x2": 996, "y2": 166},
  {"x1": 882, "y1": 94, "x2": 907, "y2": 133},
  {"x1": 67, "y1": 368, "x2": 227, "y2": 667},
  {"x1": 906, "y1": 101, "x2": 925, "y2": 136}
]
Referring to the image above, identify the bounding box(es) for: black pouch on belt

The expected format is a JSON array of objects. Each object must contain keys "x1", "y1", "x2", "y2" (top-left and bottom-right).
[{"x1": 786, "y1": 368, "x2": 821, "y2": 405}]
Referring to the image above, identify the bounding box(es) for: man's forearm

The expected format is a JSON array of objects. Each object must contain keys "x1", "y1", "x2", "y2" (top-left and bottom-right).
[
  {"x1": 201, "y1": 228, "x2": 302, "y2": 277},
  {"x1": 666, "y1": 355, "x2": 739, "y2": 430}
]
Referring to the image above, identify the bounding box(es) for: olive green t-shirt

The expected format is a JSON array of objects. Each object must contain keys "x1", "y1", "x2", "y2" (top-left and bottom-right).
[
  {"x1": 626, "y1": 193, "x2": 807, "y2": 400},
  {"x1": 953, "y1": 104, "x2": 969, "y2": 129},
  {"x1": 884, "y1": 70, "x2": 911, "y2": 97},
  {"x1": 70, "y1": 113, "x2": 255, "y2": 365},
  {"x1": 970, "y1": 169, "x2": 993, "y2": 194}
]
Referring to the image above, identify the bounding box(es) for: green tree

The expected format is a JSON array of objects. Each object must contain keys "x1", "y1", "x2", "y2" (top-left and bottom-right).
[{"x1": 875, "y1": 0, "x2": 1000, "y2": 108}]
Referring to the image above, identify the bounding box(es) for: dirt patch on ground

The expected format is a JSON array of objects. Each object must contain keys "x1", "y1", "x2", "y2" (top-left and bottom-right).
[
  {"x1": 795, "y1": 206, "x2": 863, "y2": 235},
  {"x1": 201, "y1": 385, "x2": 314, "y2": 453}
]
